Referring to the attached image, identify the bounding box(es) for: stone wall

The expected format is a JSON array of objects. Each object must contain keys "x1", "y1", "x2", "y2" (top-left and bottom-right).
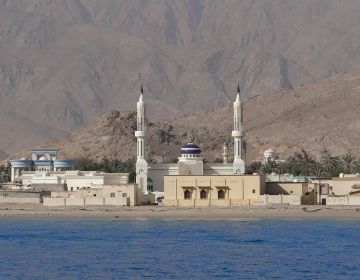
[
  {"x1": 0, "y1": 190, "x2": 42, "y2": 204},
  {"x1": 30, "y1": 184, "x2": 66, "y2": 192},
  {"x1": 163, "y1": 195, "x2": 302, "y2": 207},
  {"x1": 43, "y1": 196, "x2": 129, "y2": 206},
  {"x1": 257, "y1": 195, "x2": 301, "y2": 205},
  {"x1": 326, "y1": 196, "x2": 360, "y2": 205}
]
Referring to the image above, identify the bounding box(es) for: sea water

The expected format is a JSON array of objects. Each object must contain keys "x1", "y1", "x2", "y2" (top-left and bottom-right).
[{"x1": 0, "y1": 218, "x2": 359, "y2": 279}]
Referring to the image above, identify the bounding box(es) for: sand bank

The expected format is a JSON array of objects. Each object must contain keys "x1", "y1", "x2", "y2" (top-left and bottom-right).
[{"x1": 0, "y1": 204, "x2": 360, "y2": 219}]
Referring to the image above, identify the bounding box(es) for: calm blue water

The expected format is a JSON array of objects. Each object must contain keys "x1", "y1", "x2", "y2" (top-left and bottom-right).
[{"x1": 0, "y1": 218, "x2": 360, "y2": 279}]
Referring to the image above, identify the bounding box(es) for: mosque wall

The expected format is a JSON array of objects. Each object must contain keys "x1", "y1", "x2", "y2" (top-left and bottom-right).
[
  {"x1": 148, "y1": 164, "x2": 178, "y2": 192},
  {"x1": 203, "y1": 164, "x2": 234, "y2": 175},
  {"x1": 163, "y1": 175, "x2": 266, "y2": 207}
]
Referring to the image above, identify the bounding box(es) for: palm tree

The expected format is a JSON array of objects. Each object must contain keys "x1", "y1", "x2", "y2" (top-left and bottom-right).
[
  {"x1": 0, "y1": 163, "x2": 11, "y2": 184},
  {"x1": 261, "y1": 161, "x2": 278, "y2": 174},
  {"x1": 340, "y1": 153, "x2": 358, "y2": 174},
  {"x1": 286, "y1": 150, "x2": 316, "y2": 176},
  {"x1": 246, "y1": 162, "x2": 262, "y2": 174},
  {"x1": 320, "y1": 149, "x2": 341, "y2": 177}
]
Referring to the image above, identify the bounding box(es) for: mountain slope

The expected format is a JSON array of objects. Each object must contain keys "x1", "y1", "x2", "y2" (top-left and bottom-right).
[
  {"x1": 2, "y1": 0, "x2": 360, "y2": 155},
  {"x1": 9, "y1": 67, "x2": 360, "y2": 163}
]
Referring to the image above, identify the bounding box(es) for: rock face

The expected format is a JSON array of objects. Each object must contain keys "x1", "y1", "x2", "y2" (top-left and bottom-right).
[
  {"x1": 2, "y1": 0, "x2": 360, "y2": 156},
  {"x1": 9, "y1": 67, "x2": 360, "y2": 163}
]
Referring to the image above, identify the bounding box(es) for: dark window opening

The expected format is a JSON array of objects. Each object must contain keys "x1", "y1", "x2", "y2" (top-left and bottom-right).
[
  {"x1": 218, "y1": 190, "x2": 225, "y2": 199},
  {"x1": 184, "y1": 189, "x2": 191, "y2": 200},
  {"x1": 200, "y1": 189, "x2": 207, "y2": 199}
]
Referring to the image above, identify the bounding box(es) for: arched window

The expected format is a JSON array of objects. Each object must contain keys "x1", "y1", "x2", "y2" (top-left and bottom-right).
[
  {"x1": 184, "y1": 189, "x2": 191, "y2": 199},
  {"x1": 200, "y1": 189, "x2": 207, "y2": 199},
  {"x1": 218, "y1": 189, "x2": 225, "y2": 199}
]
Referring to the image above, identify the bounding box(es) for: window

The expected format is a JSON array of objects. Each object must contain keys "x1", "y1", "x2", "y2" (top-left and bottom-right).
[
  {"x1": 93, "y1": 194, "x2": 96, "y2": 197},
  {"x1": 122, "y1": 193, "x2": 127, "y2": 198},
  {"x1": 200, "y1": 189, "x2": 207, "y2": 199},
  {"x1": 110, "y1": 193, "x2": 115, "y2": 198},
  {"x1": 70, "y1": 187, "x2": 73, "y2": 191},
  {"x1": 184, "y1": 189, "x2": 191, "y2": 200},
  {"x1": 252, "y1": 189, "x2": 256, "y2": 194},
  {"x1": 218, "y1": 190, "x2": 225, "y2": 199}
]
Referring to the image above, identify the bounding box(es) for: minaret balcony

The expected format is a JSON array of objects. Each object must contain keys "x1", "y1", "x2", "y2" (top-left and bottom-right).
[
  {"x1": 135, "y1": 131, "x2": 146, "y2": 137},
  {"x1": 232, "y1": 131, "x2": 243, "y2": 137}
]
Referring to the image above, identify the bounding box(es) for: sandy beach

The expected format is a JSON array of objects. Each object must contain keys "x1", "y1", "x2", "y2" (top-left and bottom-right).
[{"x1": 0, "y1": 204, "x2": 360, "y2": 219}]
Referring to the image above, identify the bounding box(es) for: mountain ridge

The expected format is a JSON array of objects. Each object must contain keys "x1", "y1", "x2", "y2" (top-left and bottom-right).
[
  {"x1": 2, "y1": 0, "x2": 360, "y2": 155},
  {"x1": 8, "y1": 67, "x2": 360, "y2": 163}
]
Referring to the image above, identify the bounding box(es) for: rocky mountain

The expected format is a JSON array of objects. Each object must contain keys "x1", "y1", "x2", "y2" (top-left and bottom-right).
[
  {"x1": 9, "y1": 67, "x2": 360, "y2": 163},
  {"x1": 2, "y1": 0, "x2": 360, "y2": 156}
]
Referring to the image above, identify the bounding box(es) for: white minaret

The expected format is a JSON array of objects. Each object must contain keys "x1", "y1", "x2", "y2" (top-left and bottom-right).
[
  {"x1": 222, "y1": 143, "x2": 229, "y2": 164},
  {"x1": 135, "y1": 85, "x2": 148, "y2": 193},
  {"x1": 232, "y1": 84, "x2": 245, "y2": 174}
]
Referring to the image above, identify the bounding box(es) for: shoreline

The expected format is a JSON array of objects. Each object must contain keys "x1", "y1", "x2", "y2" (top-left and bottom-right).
[{"x1": 1, "y1": 204, "x2": 360, "y2": 220}]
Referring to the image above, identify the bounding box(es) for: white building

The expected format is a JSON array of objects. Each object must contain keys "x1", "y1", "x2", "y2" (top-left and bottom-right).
[
  {"x1": 20, "y1": 170, "x2": 151, "y2": 206},
  {"x1": 10, "y1": 148, "x2": 74, "y2": 182},
  {"x1": 21, "y1": 170, "x2": 128, "y2": 191},
  {"x1": 135, "y1": 85, "x2": 246, "y2": 193}
]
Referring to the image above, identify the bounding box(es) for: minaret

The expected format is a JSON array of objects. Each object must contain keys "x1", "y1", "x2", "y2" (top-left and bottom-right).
[
  {"x1": 135, "y1": 85, "x2": 148, "y2": 193},
  {"x1": 222, "y1": 143, "x2": 229, "y2": 164},
  {"x1": 232, "y1": 84, "x2": 245, "y2": 174}
]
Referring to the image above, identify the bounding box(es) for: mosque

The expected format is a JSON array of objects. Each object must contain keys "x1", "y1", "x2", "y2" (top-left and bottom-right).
[{"x1": 135, "y1": 85, "x2": 246, "y2": 193}]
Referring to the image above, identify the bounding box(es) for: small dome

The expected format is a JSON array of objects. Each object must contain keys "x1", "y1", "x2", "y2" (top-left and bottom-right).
[
  {"x1": 181, "y1": 142, "x2": 201, "y2": 155},
  {"x1": 39, "y1": 156, "x2": 48, "y2": 161}
]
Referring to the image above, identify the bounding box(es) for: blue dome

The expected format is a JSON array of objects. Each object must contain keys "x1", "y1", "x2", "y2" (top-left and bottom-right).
[{"x1": 181, "y1": 142, "x2": 201, "y2": 154}]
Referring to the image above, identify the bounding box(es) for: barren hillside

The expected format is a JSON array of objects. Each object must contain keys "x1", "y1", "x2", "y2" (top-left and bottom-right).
[
  {"x1": 9, "y1": 67, "x2": 360, "y2": 163},
  {"x1": 2, "y1": 0, "x2": 360, "y2": 156}
]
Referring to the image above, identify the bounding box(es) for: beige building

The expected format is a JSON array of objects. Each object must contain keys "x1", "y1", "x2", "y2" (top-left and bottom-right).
[
  {"x1": 163, "y1": 175, "x2": 266, "y2": 207},
  {"x1": 312, "y1": 174, "x2": 360, "y2": 205},
  {"x1": 44, "y1": 184, "x2": 141, "y2": 206},
  {"x1": 266, "y1": 182, "x2": 316, "y2": 205}
]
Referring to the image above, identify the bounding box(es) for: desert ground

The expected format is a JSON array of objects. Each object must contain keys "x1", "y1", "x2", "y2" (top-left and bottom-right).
[{"x1": 0, "y1": 204, "x2": 360, "y2": 219}]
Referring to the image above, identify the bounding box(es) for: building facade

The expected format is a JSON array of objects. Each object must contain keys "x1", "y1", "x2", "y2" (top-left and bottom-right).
[{"x1": 162, "y1": 174, "x2": 266, "y2": 207}]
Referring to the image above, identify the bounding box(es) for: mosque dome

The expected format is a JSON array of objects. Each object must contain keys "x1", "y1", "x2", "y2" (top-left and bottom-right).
[
  {"x1": 265, "y1": 148, "x2": 276, "y2": 154},
  {"x1": 264, "y1": 148, "x2": 277, "y2": 161},
  {"x1": 39, "y1": 155, "x2": 48, "y2": 161},
  {"x1": 181, "y1": 142, "x2": 201, "y2": 155}
]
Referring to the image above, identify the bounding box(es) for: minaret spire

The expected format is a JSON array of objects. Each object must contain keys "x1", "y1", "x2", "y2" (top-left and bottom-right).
[
  {"x1": 236, "y1": 83, "x2": 241, "y2": 102},
  {"x1": 232, "y1": 84, "x2": 245, "y2": 174}
]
